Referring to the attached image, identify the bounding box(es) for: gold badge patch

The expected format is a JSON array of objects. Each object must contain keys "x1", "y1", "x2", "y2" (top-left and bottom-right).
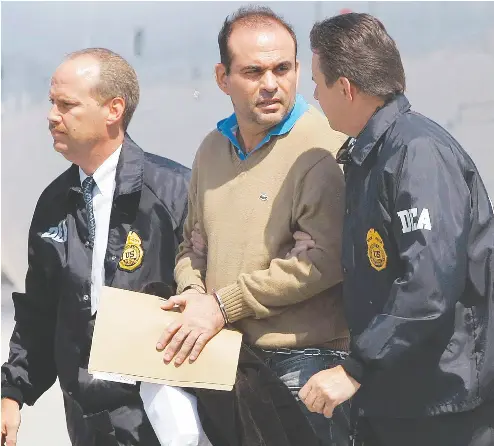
[
  {"x1": 366, "y1": 228, "x2": 387, "y2": 271},
  {"x1": 119, "y1": 231, "x2": 144, "y2": 271}
]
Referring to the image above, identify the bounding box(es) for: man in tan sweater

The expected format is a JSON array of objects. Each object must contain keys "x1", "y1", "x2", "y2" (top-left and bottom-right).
[{"x1": 157, "y1": 6, "x2": 350, "y2": 445}]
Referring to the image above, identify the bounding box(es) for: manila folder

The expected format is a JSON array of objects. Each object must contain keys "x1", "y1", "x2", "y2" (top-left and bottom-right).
[{"x1": 88, "y1": 286, "x2": 242, "y2": 391}]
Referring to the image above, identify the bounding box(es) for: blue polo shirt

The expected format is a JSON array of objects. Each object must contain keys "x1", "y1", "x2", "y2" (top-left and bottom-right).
[{"x1": 216, "y1": 94, "x2": 309, "y2": 160}]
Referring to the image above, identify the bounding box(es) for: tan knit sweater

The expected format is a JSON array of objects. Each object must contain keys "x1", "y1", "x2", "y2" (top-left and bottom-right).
[{"x1": 175, "y1": 105, "x2": 349, "y2": 349}]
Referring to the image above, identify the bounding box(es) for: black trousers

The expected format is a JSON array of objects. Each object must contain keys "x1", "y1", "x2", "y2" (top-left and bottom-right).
[{"x1": 356, "y1": 400, "x2": 494, "y2": 446}]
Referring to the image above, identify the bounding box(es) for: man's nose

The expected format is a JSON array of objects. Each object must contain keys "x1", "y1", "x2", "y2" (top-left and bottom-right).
[
  {"x1": 261, "y1": 71, "x2": 278, "y2": 93},
  {"x1": 47, "y1": 104, "x2": 61, "y2": 124}
]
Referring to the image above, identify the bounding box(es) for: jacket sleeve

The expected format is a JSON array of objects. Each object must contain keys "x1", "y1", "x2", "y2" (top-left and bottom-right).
[
  {"x1": 174, "y1": 155, "x2": 207, "y2": 294},
  {"x1": 217, "y1": 155, "x2": 345, "y2": 322},
  {"x1": 343, "y1": 138, "x2": 481, "y2": 382},
  {"x1": 1, "y1": 207, "x2": 59, "y2": 407}
]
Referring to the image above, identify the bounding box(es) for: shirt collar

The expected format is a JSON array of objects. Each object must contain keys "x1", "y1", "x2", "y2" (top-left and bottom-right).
[
  {"x1": 216, "y1": 94, "x2": 309, "y2": 160},
  {"x1": 79, "y1": 144, "x2": 122, "y2": 198}
]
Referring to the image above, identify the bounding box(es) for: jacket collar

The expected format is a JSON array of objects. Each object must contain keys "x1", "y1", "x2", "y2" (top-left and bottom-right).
[
  {"x1": 66, "y1": 133, "x2": 144, "y2": 200},
  {"x1": 347, "y1": 93, "x2": 411, "y2": 166},
  {"x1": 113, "y1": 133, "x2": 144, "y2": 198}
]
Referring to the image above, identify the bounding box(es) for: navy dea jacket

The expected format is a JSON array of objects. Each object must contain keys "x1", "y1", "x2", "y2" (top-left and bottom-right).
[
  {"x1": 338, "y1": 94, "x2": 494, "y2": 418},
  {"x1": 1, "y1": 134, "x2": 190, "y2": 445}
]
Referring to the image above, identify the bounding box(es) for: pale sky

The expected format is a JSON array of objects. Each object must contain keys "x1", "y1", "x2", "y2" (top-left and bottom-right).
[{"x1": 2, "y1": 1, "x2": 494, "y2": 100}]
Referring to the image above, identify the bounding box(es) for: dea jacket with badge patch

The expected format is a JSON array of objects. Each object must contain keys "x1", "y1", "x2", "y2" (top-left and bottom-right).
[
  {"x1": 1, "y1": 135, "x2": 190, "y2": 445},
  {"x1": 338, "y1": 94, "x2": 494, "y2": 417}
]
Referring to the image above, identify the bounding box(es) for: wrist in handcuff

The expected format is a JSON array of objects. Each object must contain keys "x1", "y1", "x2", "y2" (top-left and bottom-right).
[{"x1": 212, "y1": 289, "x2": 230, "y2": 325}]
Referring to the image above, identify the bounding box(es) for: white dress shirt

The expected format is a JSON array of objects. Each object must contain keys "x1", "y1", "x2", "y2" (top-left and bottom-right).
[{"x1": 79, "y1": 145, "x2": 122, "y2": 314}]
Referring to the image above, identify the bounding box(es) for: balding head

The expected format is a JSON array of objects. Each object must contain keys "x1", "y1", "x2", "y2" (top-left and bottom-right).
[
  {"x1": 64, "y1": 48, "x2": 139, "y2": 131},
  {"x1": 52, "y1": 54, "x2": 101, "y2": 96},
  {"x1": 218, "y1": 6, "x2": 297, "y2": 75}
]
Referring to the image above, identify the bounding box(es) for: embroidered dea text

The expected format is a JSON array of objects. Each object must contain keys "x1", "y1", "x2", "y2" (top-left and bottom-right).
[
  {"x1": 397, "y1": 208, "x2": 432, "y2": 233},
  {"x1": 41, "y1": 219, "x2": 68, "y2": 243}
]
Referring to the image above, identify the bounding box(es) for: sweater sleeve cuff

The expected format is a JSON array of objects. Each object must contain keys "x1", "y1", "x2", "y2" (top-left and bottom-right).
[
  {"x1": 342, "y1": 355, "x2": 365, "y2": 384},
  {"x1": 1, "y1": 385, "x2": 24, "y2": 409},
  {"x1": 217, "y1": 283, "x2": 255, "y2": 323}
]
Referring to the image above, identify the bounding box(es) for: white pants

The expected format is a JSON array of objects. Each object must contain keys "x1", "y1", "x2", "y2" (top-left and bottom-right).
[{"x1": 140, "y1": 383, "x2": 213, "y2": 446}]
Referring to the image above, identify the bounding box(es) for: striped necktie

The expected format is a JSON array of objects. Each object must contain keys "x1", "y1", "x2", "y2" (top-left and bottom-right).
[{"x1": 81, "y1": 176, "x2": 96, "y2": 247}]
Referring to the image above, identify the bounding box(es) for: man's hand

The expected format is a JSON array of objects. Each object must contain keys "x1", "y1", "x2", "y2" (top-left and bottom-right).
[
  {"x1": 299, "y1": 365, "x2": 361, "y2": 418},
  {"x1": 1, "y1": 398, "x2": 20, "y2": 446},
  {"x1": 285, "y1": 231, "x2": 315, "y2": 259},
  {"x1": 191, "y1": 223, "x2": 207, "y2": 258},
  {"x1": 157, "y1": 291, "x2": 225, "y2": 365}
]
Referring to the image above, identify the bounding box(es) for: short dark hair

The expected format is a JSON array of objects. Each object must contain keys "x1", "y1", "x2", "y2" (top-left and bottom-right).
[
  {"x1": 66, "y1": 48, "x2": 139, "y2": 131},
  {"x1": 218, "y1": 6, "x2": 298, "y2": 75},
  {"x1": 310, "y1": 13, "x2": 405, "y2": 99}
]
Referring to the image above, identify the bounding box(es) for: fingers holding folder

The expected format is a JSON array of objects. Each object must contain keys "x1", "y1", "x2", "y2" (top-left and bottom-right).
[
  {"x1": 88, "y1": 286, "x2": 242, "y2": 391},
  {"x1": 157, "y1": 290, "x2": 226, "y2": 366}
]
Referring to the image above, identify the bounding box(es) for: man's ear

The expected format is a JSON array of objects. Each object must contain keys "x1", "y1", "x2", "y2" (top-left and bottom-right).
[
  {"x1": 295, "y1": 59, "x2": 300, "y2": 90},
  {"x1": 106, "y1": 97, "x2": 125, "y2": 127},
  {"x1": 215, "y1": 63, "x2": 230, "y2": 95},
  {"x1": 339, "y1": 77, "x2": 355, "y2": 102}
]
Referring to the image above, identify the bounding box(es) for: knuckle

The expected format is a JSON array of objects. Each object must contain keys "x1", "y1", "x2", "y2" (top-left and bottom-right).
[
  {"x1": 191, "y1": 345, "x2": 202, "y2": 356},
  {"x1": 183, "y1": 337, "x2": 196, "y2": 349},
  {"x1": 166, "y1": 344, "x2": 178, "y2": 355},
  {"x1": 169, "y1": 337, "x2": 184, "y2": 350},
  {"x1": 193, "y1": 340, "x2": 205, "y2": 351},
  {"x1": 159, "y1": 334, "x2": 169, "y2": 345},
  {"x1": 176, "y1": 331, "x2": 189, "y2": 343}
]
